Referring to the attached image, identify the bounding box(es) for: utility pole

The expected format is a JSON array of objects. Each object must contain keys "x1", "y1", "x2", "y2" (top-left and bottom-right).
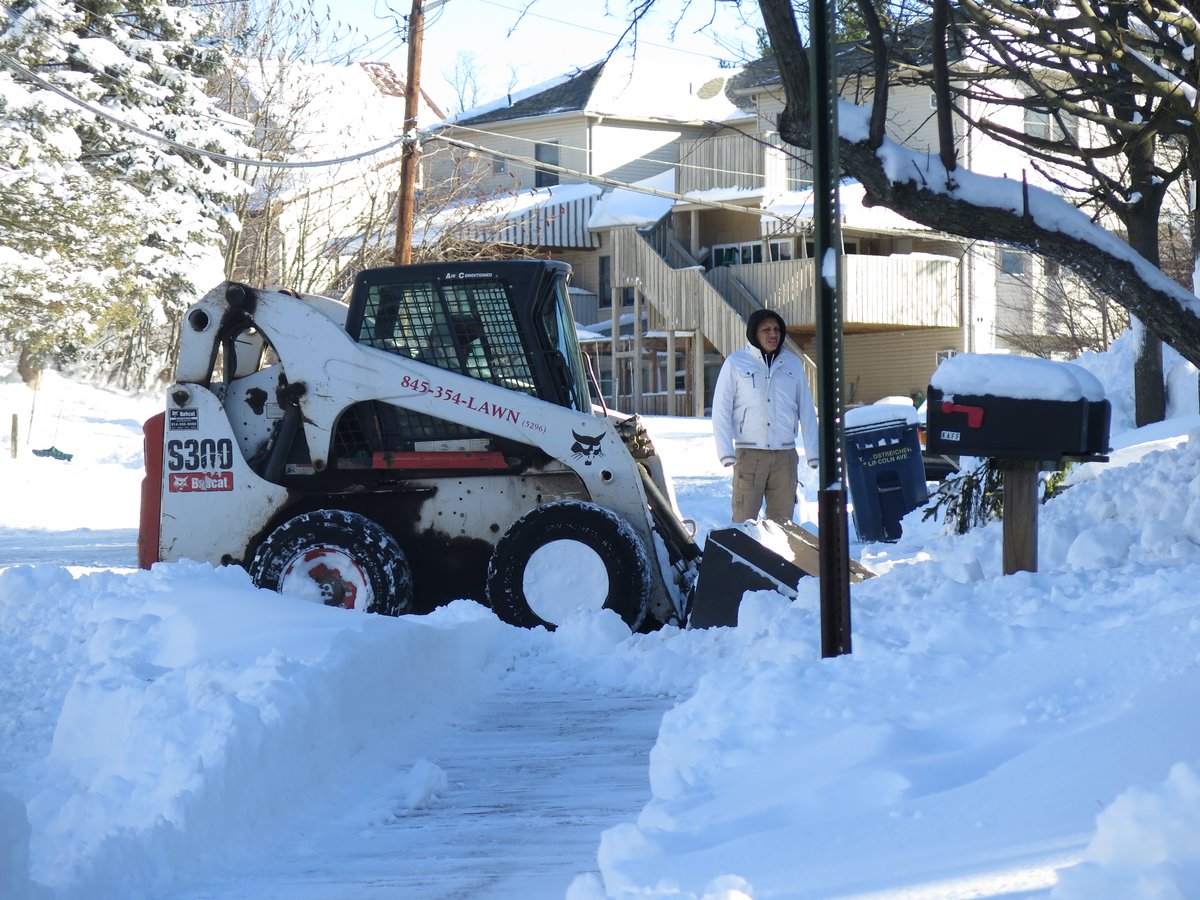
[
  {"x1": 811, "y1": 0, "x2": 853, "y2": 658},
  {"x1": 394, "y1": 0, "x2": 425, "y2": 266}
]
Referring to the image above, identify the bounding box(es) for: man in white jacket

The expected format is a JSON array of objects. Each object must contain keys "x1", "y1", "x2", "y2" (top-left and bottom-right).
[{"x1": 712, "y1": 308, "x2": 819, "y2": 523}]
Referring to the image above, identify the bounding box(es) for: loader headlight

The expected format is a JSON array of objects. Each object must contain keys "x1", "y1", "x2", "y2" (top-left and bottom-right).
[{"x1": 188, "y1": 308, "x2": 211, "y2": 332}]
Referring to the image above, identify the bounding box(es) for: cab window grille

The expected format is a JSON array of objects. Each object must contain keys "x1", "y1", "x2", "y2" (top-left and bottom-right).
[
  {"x1": 379, "y1": 407, "x2": 482, "y2": 446},
  {"x1": 333, "y1": 402, "x2": 491, "y2": 457},
  {"x1": 358, "y1": 279, "x2": 536, "y2": 396}
]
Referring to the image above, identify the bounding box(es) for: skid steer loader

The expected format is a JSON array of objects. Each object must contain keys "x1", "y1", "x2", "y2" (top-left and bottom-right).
[{"x1": 138, "y1": 259, "x2": 832, "y2": 631}]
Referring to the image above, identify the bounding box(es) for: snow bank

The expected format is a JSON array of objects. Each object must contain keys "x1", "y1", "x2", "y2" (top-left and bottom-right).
[
  {"x1": 587, "y1": 421, "x2": 1200, "y2": 897},
  {"x1": 0, "y1": 561, "x2": 522, "y2": 899}
]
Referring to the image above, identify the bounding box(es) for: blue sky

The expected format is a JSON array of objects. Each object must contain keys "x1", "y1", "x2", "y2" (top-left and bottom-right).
[{"x1": 333, "y1": 0, "x2": 764, "y2": 113}]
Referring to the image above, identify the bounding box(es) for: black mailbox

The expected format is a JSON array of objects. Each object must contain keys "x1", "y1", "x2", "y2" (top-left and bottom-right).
[
  {"x1": 925, "y1": 386, "x2": 1110, "y2": 462},
  {"x1": 924, "y1": 353, "x2": 1111, "y2": 576}
]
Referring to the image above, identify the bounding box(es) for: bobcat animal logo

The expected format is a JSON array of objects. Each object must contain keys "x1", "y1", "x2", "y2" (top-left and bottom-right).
[{"x1": 570, "y1": 430, "x2": 605, "y2": 465}]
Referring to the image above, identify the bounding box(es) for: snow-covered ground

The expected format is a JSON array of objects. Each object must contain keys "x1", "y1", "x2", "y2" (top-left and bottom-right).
[{"x1": 3, "y1": 335, "x2": 1200, "y2": 899}]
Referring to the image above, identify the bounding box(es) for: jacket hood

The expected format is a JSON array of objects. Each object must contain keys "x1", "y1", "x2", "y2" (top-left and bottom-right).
[{"x1": 746, "y1": 308, "x2": 787, "y2": 352}]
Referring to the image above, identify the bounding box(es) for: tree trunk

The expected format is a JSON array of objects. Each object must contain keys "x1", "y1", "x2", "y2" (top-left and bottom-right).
[
  {"x1": 1192, "y1": 149, "x2": 1200, "y2": 413},
  {"x1": 1122, "y1": 126, "x2": 1168, "y2": 426},
  {"x1": 1125, "y1": 190, "x2": 1167, "y2": 426},
  {"x1": 17, "y1": 347, "x2": 42, "y2": 389}
]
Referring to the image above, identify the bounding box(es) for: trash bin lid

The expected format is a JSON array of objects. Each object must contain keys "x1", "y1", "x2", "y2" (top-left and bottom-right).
[{"x1": 845, "y1": 402, "x2": 919, "y2": 433}]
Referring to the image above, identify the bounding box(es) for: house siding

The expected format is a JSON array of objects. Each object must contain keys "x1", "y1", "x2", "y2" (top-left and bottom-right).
[
  {"x1": 752, "y1": 81, "x2": 958, "y2": 180},
  {"x1": 590, "y1": 121, "x2": 697, "y2": 185},
  {"x1": 425, "y1": 117, "x2": 591, "y2": 194},
  {"x1": 677, "y1": 126, "x2": 762, "y2": 193},
  {"x1": 794, "y1": 328, "x2": 963, "y2": 405},
  {"x1": 558, "y1": 245, "x2": 603, "y2": 317}
]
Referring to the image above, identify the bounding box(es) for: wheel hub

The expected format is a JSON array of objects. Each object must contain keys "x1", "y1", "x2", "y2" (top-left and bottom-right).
[{"x1": 280, "y1": 547, "x2": 370, "y2": 610}]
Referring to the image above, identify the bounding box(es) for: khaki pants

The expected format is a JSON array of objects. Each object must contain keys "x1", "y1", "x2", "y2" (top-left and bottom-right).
[{"x1": 732, "y1": 448, "x2": 798, "y2": 523}]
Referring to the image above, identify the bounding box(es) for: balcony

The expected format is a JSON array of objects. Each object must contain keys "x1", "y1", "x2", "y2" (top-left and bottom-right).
[
  {"x1": 706, "y1": 255, "x2": 960, "y2": 330},
  {"x1": 677, "y1": 133, "x2": 811, "y2": 196}
]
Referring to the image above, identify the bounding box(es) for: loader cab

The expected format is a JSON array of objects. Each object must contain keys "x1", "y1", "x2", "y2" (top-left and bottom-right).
[{"x1": 344, "y1": 259, "x2": 593, "y2": 413}]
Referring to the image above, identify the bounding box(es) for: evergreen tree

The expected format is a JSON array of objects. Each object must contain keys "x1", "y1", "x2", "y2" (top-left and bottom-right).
[{"x1": 0, "y1": 0, "x2": 247, "y2": 386}]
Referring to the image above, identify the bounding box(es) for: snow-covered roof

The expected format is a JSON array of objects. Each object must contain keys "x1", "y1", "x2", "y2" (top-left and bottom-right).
[
  {"x1": 231, "y1": 60, "x2": 431, "y2": 208},
  {"x1": 587, "y1": 170, "x2": 676, "y2": 229},
  {"x1": 443, "y1": 45, "x2": 742, "y2": 129},
  {"x1": 763, "y1": 181, "x2": 932, "y2": 235},
  {"x1": 232, "y1": 60, "x2": 432, "y2": 151},
  {"x1": 417, "y1": 182, "x2": 605, "y2": 249}
]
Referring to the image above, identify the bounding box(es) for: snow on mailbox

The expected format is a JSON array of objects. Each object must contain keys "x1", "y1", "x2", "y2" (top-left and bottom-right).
[
  {"x1": 926, "y1": 353, "x2": 1110, "y2": 463},
  {"x1": 925, "y1": 353, "x2": 1111, "y2": 575}
]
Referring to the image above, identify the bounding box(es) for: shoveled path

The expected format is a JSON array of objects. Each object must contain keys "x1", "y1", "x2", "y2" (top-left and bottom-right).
[{"x1": 174, "y1": 679, "x2": 671, "y2": 899}]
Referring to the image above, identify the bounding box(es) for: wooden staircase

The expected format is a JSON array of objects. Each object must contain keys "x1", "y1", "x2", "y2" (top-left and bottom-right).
[{"x1": 609, "y1": 226, "x2": 819, "y2": 396}]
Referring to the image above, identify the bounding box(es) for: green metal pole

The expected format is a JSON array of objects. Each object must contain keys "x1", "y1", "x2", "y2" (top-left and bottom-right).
[{"x1": 810, "y1": 0, "x2": 852, "y2": 657}]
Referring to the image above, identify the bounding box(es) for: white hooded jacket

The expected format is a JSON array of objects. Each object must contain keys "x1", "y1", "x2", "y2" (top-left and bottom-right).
[{"x1": 712, "y1": 343, "x2": 820, "y2": 466}]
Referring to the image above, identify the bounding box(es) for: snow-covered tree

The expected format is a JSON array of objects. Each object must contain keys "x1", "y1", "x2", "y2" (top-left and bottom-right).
[
  {"x1": 755, "y1": 0, "x2": 1200, "y2": 421},
  {"x1": 0, "y1": 0, "x2": 247, "y2": 387}
]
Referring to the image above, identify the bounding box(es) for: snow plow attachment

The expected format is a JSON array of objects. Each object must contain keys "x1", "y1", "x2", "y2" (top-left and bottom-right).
[{"x1": 688, "y1": 520, "x2": 875, "y2": 628}]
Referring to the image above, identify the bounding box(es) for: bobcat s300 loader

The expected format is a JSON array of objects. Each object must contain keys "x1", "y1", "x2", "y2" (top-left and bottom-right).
[{"x1": 138, "y1": 260, "x2": 828, "y2": 631}]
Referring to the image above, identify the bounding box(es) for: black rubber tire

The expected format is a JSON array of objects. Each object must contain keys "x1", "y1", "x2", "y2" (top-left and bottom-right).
[
  {"x1": 486, "y1": 500, "x2": 652, "y2": 631},
  {"x1": 249, "y1": 510, "x2": 412, "y2": 616}
]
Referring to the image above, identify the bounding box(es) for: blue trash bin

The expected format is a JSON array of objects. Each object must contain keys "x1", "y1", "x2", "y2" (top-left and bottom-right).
[{"x1": 844, "y1": 404, "x2": 929, "y2": 542}]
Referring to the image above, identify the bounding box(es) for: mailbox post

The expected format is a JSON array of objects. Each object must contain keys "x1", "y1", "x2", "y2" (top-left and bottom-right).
[
  {"x1": 926, "y1": 354, "x2": 1111, "y2": 575},
  {"x1": 999, "y1": 459, "x2": 1040, "y2": 574}
]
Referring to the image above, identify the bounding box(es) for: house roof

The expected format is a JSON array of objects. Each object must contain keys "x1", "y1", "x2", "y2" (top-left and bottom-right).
[
  {"x1": 444, "y1": 46, "x2": 742, "y2": 129},
  {"x1": 588, "y1": 170, "x2": 676, "y2": 229},
  {"x1": 450, "y1": 63, "x2": 606, "y2": 127},
  {"x1": 762, "y1": 182, "x2": 934, "y2": 236},
  {"x1": 727, "y1": 22, "x2": 958, "y2": 96}
]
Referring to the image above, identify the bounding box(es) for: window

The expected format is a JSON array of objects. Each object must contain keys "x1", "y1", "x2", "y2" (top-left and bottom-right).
[
  {"x1": 713, "y1": 241, "x2": 763, "y2": 266},
  {"x1": 804, "y1": 240, "x2": 859, "y2": 257},
  {"x1": 1000, "y1": 249, "x2": 1027, "y2": 276},
  {"x1": 598, "y1": 256, "x2": 634, "y2": 308},
  {"x1": 492, "y1": 155, "x2": 507, "y2": 176},
  {"x1": 769, "y1": 239, "x2": 793, "y2": 262},
  {"x1": 1024, "y1": 107, "x2": 1077, "y2": 143},
  {"x1": 935, "y1": 348, "x2": 957, "y2": 365},
  {"x1": 534, "y1": 141, "x2": 559, "y2": 188}
]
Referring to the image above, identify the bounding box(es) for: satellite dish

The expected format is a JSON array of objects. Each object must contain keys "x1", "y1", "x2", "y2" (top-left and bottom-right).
[{"x1": 696, "y1": 77, "x2": 725, "y2": 100}]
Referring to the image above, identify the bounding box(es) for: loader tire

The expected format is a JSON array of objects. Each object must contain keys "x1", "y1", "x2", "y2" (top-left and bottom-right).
[
  {"x1": 486, "y1": 500, "x2": 651, "y2": 631},
  {"x1": 249, "y1": 510, "x2": 412, "y2": 616}
]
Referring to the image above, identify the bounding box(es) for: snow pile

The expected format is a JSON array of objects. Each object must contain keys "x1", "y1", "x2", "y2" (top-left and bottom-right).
[
  {"x1": 2, "y1": 343, "x2": 1200, "y2": 898},
  {"x1": 576, "y1": 418, "x2": 1200, "y2": 897},
  {"x1": 931, "y1": 352, "x2": 1105, "y2": 401}
]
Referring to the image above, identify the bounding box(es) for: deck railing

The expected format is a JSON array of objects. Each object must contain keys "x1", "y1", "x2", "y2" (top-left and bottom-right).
[{"x1": 705, "y1": 255, "x2": 959, "y2": 328}]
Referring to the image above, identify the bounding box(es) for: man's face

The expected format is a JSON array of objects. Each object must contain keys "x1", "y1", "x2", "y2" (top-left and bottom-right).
[{"x1": 756, "y1": 318, "x2": 782, "y2": 352}]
